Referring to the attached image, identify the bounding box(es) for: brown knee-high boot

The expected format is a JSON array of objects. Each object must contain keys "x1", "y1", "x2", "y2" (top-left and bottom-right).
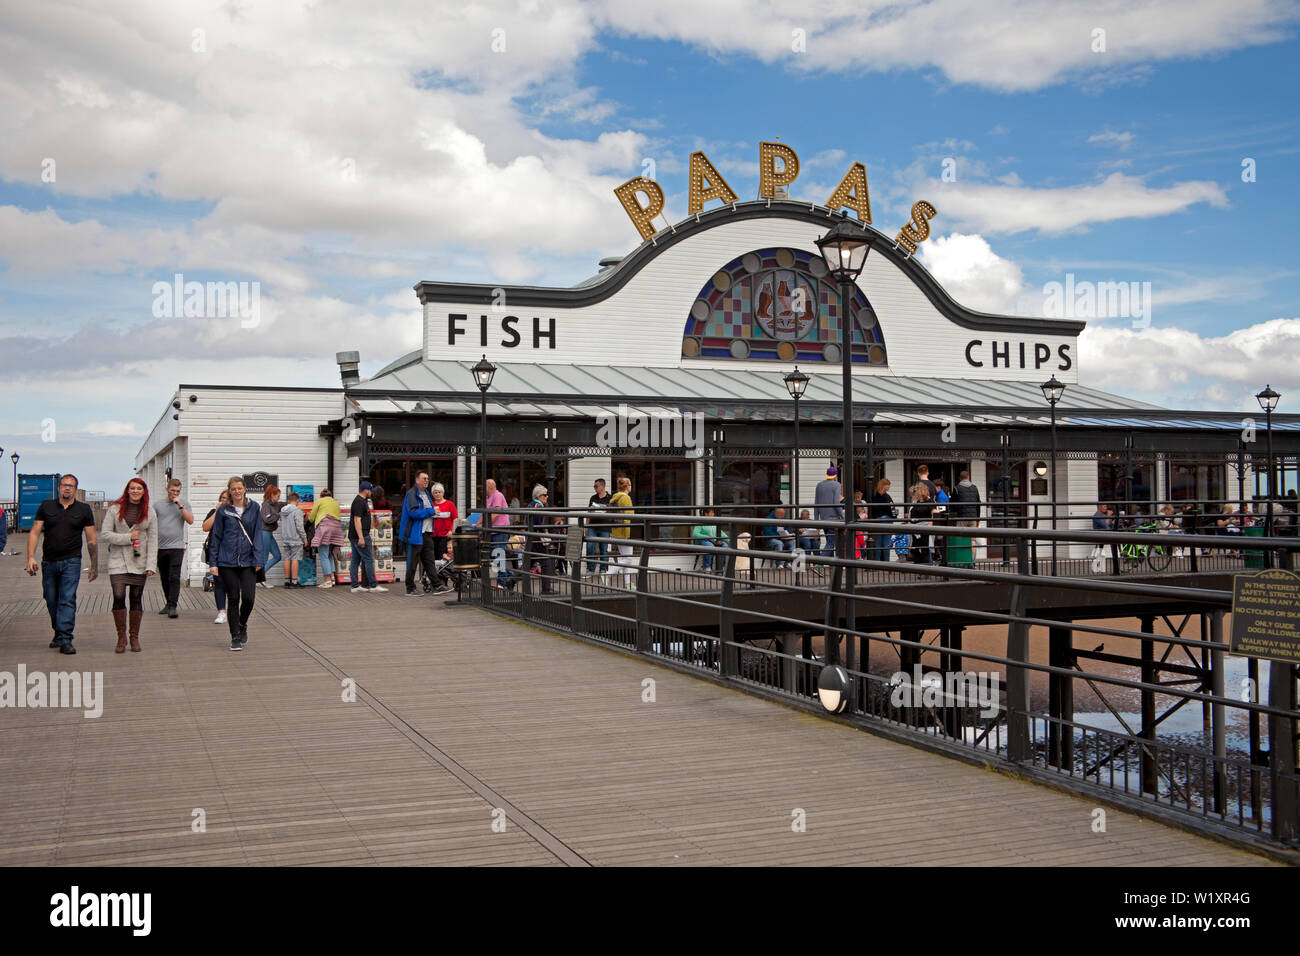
[
  {"x1": 128, "y1": 609, "x2": 143, "y2": 652},
  {"x1": 112, "y1": 609, "x2": 128, "y2": 653}
]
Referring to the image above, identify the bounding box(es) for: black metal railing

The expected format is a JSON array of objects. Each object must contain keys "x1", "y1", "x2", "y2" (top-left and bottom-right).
[{"x1": 463, "y1": 504, "x2": 1300, "y2": 850}]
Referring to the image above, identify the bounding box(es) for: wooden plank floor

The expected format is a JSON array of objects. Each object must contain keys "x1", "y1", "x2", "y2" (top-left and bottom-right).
[{"x1": 0, "y1": 541, "x2": 1279, "y2": 866}]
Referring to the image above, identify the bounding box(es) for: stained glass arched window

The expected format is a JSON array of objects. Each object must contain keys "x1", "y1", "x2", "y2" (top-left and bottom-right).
[{"x1": 681, "y1": 247, "x2": 887, "y2": 365}]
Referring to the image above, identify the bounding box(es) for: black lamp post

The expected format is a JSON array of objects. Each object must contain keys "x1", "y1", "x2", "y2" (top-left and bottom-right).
[
  {"x1": 10, "y1": 451, "x2": 18, "y2": 505},
  {"x1": 1255, "y1": 384, "x2": 1296, "y2": 842},
  {"x1": 783, "y1": 366, "x2": 809, "y2": 512},
  {"x1": 1256, "y1": 385, "x2": 1280, "y2": 541},
  {"x1": 1040, "y1": 375, "x2": 1066, "y2": 576},
  {"x1": 816, "y1": 219, "x2": 874, "y2": 668},
  {"x1": 471, "y1": 355, "x2": 497, "y2": 513}
]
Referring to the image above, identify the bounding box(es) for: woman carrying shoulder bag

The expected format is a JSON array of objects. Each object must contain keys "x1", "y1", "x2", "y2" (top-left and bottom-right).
[
  {"x1": 208, "y1": 476, "x2": 265, "y2": 652},
  {"x1": 101, "y1": 477, "x2": 158, "y2": 653}
]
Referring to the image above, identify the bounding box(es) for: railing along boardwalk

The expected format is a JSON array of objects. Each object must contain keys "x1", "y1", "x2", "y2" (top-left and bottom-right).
[{"x1": 0, "y1": 538, "x2": 1278, "y2": 866}]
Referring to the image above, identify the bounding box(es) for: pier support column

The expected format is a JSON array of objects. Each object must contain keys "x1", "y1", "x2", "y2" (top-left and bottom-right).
[
  {"x1": 1209, "y1": 610, "x2": 1227, "y2": 815},
  {"x1": 1048, "y1": 624, "x2": 1074, "y2": 769},
  {"x1": 779, "y1": 632, "x2": 799, "y2": 695},
  {"x1": 1006, "y1": 586, "x2": 1031, "y2": 763},
  {"x1": 1139, "y1": 614, "x2": 1157, "y2": 796},
  {"x1": 941, "y1": 625, "x2": 965, "y2": 739},
  {"x1": 1268, "y1": 659, "x2": 1299, "y2": 842},
  {"x1": 1248, "y1": 656, "x2": 1262, "y2": 821}
]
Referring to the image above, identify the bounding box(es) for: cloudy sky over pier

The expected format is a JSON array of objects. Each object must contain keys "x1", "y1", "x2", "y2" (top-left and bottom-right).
[{"x1": 1, "y1": 0, "x2": 1298, "y2": 491}]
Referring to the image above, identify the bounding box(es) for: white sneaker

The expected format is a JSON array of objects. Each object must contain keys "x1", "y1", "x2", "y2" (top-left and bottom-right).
[
  {"x1": 318, "y1": 580, "x2": 334, "y2": 588},
  {"x1": 367, "y1": 585, "x2": 388, "y2": 592},
  {"x1": 263, "y1": 581, "x2": 275, "y2": 588},
  {"x1": 215, "y1": 611, "x2": 227, "y2": 624},
  {"x1": 351, "y1": 586, "x2": 364, "y2": 593}
]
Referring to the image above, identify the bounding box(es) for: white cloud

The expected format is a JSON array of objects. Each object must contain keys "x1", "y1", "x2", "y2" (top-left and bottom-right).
[
  {"x1": 1088, "y1": 130, "x2": 1136, "y2": 149},
  {"x1": 1079, "y1": 318, "x2": 1300, "y2": 407},
  {"x1": 917, "y1": 232, "x2": 1028, "y2": 314},
  {"x1": 595, "y1": 0, "x2": 1298, "y2": 92},
  {"x1": 0, "y1": 1, "x2": 644, "y2": 270},
  {"x1": 914, "y1": 236, "x2": 1297, "y2": 410},
  {"x1": 83, "y1": 420, "x2": 143, "y2": 437},
  {"x1": 920, "y1": 172, "x2": 1229, "y2": 236},
  {"x1": 0, "y1": 289, "x2": 422, "y2": 380}
]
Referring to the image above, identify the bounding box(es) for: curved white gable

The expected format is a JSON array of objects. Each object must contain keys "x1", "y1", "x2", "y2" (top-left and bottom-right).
[{"x1": 421, "y1": 212, "x2": 1079, "y2": 384}]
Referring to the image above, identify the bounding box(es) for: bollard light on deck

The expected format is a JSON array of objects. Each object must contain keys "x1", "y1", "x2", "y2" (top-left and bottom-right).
[{"x1": 817, "y1": 664, "x2": 852, "y2": 713}]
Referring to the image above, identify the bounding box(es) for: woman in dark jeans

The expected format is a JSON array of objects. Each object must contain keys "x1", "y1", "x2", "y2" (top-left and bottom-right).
[
  {"x1": 208, "y1": 476, "x2": 266, "y2": 651},
  {"x1": 870, "y1": 478, "x2": 896, "y2": 562}
]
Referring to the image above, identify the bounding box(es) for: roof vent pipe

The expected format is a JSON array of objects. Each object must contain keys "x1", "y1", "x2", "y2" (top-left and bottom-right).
[{"x1": 336, "y1": 351, "x2": 361, "y2": 388}]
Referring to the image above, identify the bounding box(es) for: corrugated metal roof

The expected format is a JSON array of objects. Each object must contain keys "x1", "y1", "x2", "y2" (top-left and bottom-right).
[
  {"x1": 349, "y1": 359, "x2": 1300, "y2": 431},
  {"x1": 360, "y1": 358, "x2": 1161, "y2": 410}
]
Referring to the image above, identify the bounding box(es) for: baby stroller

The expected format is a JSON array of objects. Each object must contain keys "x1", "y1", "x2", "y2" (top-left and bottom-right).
[{"x1": 421, "y1": 556, "x2": 462, "y2": 595}]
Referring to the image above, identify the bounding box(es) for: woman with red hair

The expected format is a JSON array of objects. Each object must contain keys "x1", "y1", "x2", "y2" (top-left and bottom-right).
[{"x1": 100, "y1": 478, "x2": 158, "y2": 652}]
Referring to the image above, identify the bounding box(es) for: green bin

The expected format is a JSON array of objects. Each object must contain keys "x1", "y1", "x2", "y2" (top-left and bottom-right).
[
  {"x1": 1243, "y1": 524, "x2": 1266, "y2": 569},
  {"x1": 948, "y1": 536, "x2": 974, "y2": 569}
]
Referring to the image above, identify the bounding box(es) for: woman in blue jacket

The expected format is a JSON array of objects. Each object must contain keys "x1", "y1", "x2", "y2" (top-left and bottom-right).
[{"x1": 208, "y1": 476, "x2": 266, "y2": 651}]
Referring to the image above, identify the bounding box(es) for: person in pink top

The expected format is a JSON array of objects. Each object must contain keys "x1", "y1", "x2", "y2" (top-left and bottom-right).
[{"x1": 485, "y1": 478, "x2": 512, "y2": 588}]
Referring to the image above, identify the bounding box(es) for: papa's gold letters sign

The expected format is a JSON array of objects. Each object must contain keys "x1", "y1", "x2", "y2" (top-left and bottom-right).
[{"x1": 614, "y1": 141, "x2": 936, "y2": 256}]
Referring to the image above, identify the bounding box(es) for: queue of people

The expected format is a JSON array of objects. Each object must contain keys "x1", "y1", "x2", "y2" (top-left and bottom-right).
[{"x1": 675, "y1": 465, "x2": 984, "y2": 571}]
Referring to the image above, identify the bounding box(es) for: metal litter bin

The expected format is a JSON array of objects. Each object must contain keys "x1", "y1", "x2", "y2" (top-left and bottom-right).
[
  {"x1": 452, "y1": 531, "x2": 480, "y2": 570},
  {"x1": 1243, "y1": 524, "x2": 1266, "y2": 569}
]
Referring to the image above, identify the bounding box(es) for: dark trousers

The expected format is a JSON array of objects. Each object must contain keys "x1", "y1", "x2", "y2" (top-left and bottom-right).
[
  {"x1": 218, "y1": 566, "x2": 256, "y2": 637},
  {"x1": 156, "y1": 548, "x2": 184, "y2": 605},
  {"x1": 41, "y1": 557, "x2": 81, "y2": 646},
  {"x1": 405, "y1": 536, "x2": 437, "y2": 592},
  {"x1": 350, "y1": 540, "x2": 377, "y2": 589}
]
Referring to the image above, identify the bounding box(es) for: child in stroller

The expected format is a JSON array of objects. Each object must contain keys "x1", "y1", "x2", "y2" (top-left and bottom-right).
[{"x1": 422, "y1": 555, "x2": 465, "y2": 595}]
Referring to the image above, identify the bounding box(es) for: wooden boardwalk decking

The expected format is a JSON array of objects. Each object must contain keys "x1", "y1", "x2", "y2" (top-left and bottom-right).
[{"x1": 0, "y1": 538, "x2": 1279, "y2": 866}]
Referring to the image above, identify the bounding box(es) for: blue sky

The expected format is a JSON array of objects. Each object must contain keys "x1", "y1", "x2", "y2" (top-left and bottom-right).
[{"x1": 1, "y1": 0, "x2": 1298, "y2": 495}]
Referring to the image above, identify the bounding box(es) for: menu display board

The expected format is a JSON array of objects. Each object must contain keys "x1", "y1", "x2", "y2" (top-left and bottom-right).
[{"x1": 334, "y1": 507, "x2": 394, "y2": 584}]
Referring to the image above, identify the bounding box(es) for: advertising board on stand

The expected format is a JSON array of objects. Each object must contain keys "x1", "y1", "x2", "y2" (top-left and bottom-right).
[{"x1": 334, "y1": 507, "x2": 394, "y2": 585}]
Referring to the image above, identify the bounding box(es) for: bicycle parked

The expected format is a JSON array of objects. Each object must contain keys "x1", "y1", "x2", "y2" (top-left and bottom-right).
[{"x1": 1117, "y1": 521, "x2": 1173, "y2": 573}]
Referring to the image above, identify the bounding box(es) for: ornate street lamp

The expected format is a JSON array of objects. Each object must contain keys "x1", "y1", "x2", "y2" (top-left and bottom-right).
[
  {"x1": 1040, "y1": 375, "x2": 1066, "y2": 576},
  {"x1": 816, "y1": 219, "x2": 873, "y2": 668},
  {"x1": 472, "y1": 355, "x2": 497, "y2": 512},
  {"x1": 1256, "y1": 385, "x2": 1280, "y2": 539},
  {"x1": 784, "y1": 366, "x2": 810, "y2": 510}
]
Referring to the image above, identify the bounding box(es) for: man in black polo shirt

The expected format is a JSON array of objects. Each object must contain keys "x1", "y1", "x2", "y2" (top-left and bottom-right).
[
  {"x1": 25, "y1": 474, "x2": 98, "y2": 655},
  {"x1": 348, "y1": 482, "x2": 382, "y2": 592}
]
